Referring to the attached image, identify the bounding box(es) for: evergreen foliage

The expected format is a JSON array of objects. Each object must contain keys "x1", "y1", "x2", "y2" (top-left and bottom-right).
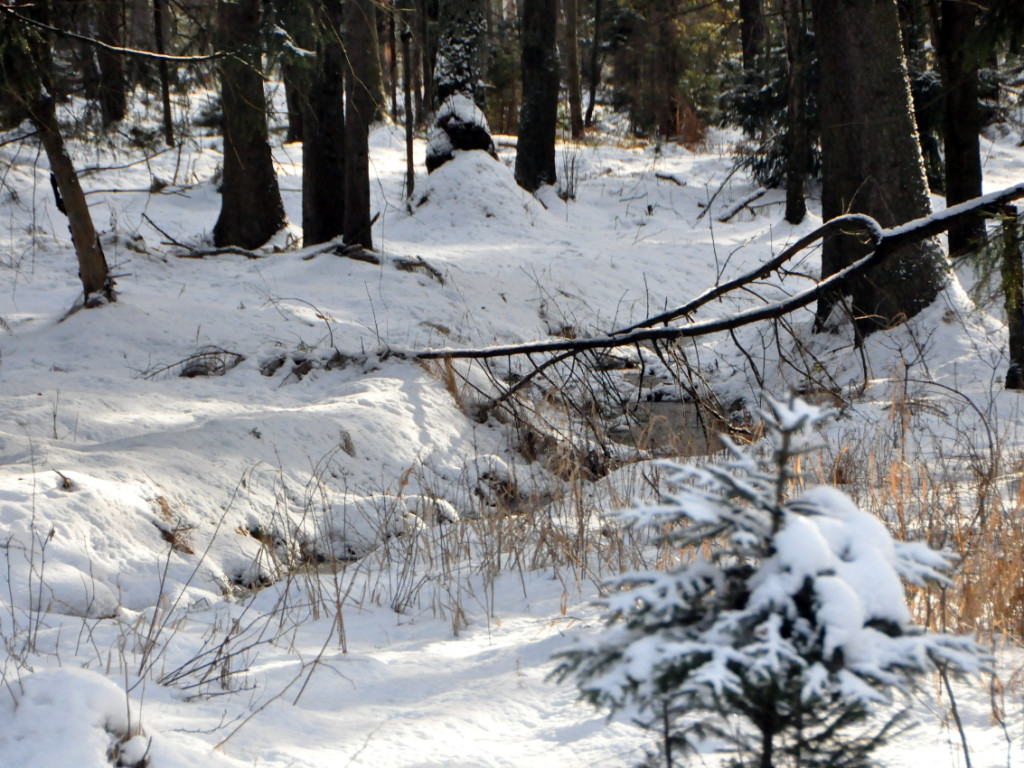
[
  {"x1": 718, "y1": 56, "x2": 820, "y2": 189},
  {"x1": 554, "y1": 398, "x2": 987, "y2": 768}
]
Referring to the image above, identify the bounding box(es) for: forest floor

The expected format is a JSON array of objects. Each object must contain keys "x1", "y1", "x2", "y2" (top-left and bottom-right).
[{"x1": 1, "y1": 89, "x2": 1024, "y2": 766}]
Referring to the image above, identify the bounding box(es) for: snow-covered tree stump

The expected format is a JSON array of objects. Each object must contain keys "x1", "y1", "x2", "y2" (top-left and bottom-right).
[{"x1": 426, "y1": 94, "x2": 498, "y2": 173}]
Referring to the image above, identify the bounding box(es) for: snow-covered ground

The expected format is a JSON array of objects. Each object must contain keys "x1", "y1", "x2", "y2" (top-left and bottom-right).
[{"x1": 1, "y1": 90, "x2": 1023, "y2": 766}]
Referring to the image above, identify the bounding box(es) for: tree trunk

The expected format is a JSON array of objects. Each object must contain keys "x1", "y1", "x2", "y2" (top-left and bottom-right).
[
  {"x1": 411, "y1": 2, "x2": 425, "y2": 124},
  {"x1": 1001, "y1": 206, "x2": 1024, "y2": 389},
  {"x1": 938, "y1": 0, "x2": 984, "y2": 255},
  {"x1": 810, "y1": 0, "x2": 948, "y2": 337},
  {"x1": 435, "y1": 0, "x2": 487, "y2": 108},
  {"x1": 152, "y1": 0, "x2": 175, "y2": 146},
  {"x1": 565, "y1": 0, "x2": 583, "y2": 139},
  {"x1": 782, "y1": 0, "x2": 808, "y2": 224},
  {"x1": 584, "y1": 0, "x2": 601, "y2": 127},
  {"x1": 515, "y1": 0, "x2": 559, "y2": 191},
  {"x1": 650, "y1": 0, "x2": 680, "y2": 139},
  {"x1": 213, "y1": 0, "x2": 286, "y2": 249},
  {"x1": 32, "y1": 92, "x2": 114, "y2": 302},
  {"x1": 302, "y1": 0, "x2": 346, "y2": 246},
  {"x1": 344, "y1": 0, "x2": 375, "y2": 249},
  {"x1": 278, "y1": 0, "x2": 316, "y2": 144},
  {"x1": 403, "y1": 25, "x2": 415, "y2": 198},
  {"x1": 416, "y1": 0, "x2": 436, "y2": 113},
  {"x1": 386, "y1": 1, "x2": 399, "y2": 120},
  {"x1": 759, "y1": 723, "x2": 774, "y2": 768},
  {"x1": 740, "y1": 0, "x2": 765, "y2": 72},
  {"x1": 97, "y1": 0, "x2": 127, "y2": 125}
]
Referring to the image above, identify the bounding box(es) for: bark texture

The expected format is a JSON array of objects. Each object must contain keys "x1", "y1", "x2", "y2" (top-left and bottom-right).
[
  {"x1": 277, "y1": 0, "x2": 316, "y2": 144},
  {"x1": 740, "y1": 0, "x2": 765, "y2": 72},
  {"x1": 811, "y1": 0, "x2": 948, "y2": 336},
  {"x1": 515, "y1": 0, "x2": 559, "y2": 191},
  {"x1": 152, "y1": 0, "x2": 174, "y2": 145},
  {"x1": 344, "y1": 0, "x2": 375, "y2": 249},
  {"x1": 302, "y1": 0, "x2": 346, "y2": 246},
  {"x1": 782, "y1": 0, "x2": 809, "y2": 224},
  {"x1": 435, "y1": 0, "x2": 487, "y2": 108},
  {"x1": 1002, "y1": 207, "x2": 1024, "y2": 388},
  {"x1": 213, "y1": 0, "x2": 286, "y2": 249},
  {"x1": 584, "y1": 0, "x2": 601, "y2": 127},
  {"x1": 938, "y1": 0, "x2": 984, "y2": 255},
  {"x1": 96, "y1": 0, "x2": 127, "y2": 125},
  {"x1": 565, "y1": 0, "x2": 584, "y2": 139},
  {"x1": 33, "y1": 93, "x2": 113, "y2": 301}
]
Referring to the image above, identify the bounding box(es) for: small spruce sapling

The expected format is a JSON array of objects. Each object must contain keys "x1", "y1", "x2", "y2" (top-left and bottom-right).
[{"x1": 554, "y1": 397, "x2": 987, "y2": 768}]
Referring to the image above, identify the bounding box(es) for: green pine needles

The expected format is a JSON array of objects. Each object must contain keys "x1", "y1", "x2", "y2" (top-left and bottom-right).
[{"x1": 554, "y1": 397, "x2": 987, "y2": 768}]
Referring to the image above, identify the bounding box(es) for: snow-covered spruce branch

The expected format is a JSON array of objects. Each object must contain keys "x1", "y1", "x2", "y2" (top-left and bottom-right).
[
  {"x1": 412, "y1": 182, "x2": 1024, "y2": 362},
  {"x1": 552, "y1": 397, "x2": 990, "y2": 768}
]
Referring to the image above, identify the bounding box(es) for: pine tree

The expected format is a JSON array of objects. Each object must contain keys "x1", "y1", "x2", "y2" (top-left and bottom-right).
[
  {"x1": 811, "y1": 0, "x2": 948, "y2": 336},
  {"x1": 214, "y1": 0, "x2": 286, "y2": 249},
  {"x1": 555, "y1": 397, "x2": 986, "y2": 768}
]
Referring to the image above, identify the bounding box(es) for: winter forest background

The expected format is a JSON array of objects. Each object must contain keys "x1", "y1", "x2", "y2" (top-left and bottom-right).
[{"x1": 2, "y1": 0, "x2": 1024, "y2": 766}]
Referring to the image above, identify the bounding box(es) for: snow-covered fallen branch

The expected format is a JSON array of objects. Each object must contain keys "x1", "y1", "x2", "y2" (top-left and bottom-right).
[
  {"x1": 413, "y1": 181, "x2": 1024, "y2": 361},
  {"x1": 717, "y1": 186, "x2": 766, "y2": 222}
]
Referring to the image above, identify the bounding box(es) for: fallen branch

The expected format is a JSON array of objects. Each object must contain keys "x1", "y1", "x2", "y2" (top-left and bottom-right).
[
  {"x1": 718, "y1": 187, "x2": 767, "y2": 222},
  {"x1": 412, "y1": 182, "x2": 1024, "y2": 361},
  {"x1": 654, "y1": 172, "x2": 685, "y2": 186}
]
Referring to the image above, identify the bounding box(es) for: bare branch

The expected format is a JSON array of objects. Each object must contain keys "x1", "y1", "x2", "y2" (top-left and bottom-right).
[{"x1": 0, "y1": 4, "x2": 232, "y2": 63}]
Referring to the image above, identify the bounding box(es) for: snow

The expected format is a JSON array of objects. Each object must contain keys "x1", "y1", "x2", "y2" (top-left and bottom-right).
[{"x1": 0, "y1": 85, "x2": 1023, "y2": 766}]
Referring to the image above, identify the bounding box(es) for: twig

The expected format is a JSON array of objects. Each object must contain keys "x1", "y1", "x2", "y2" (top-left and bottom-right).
[
  {"x1": 695, "y1": 163, "x2": 743, "y2": 221},
  {"x1": 141, "y1": 212, "x2": 189, "y2": 249},
  {"x1": 0, "y1": 5, "x2": 232, "y2": 63},
  {"x1": 78, "y1": 144, "x2": 180, "y2": 177},
  {"x1": 0, "y1": 130, "x2": 38, "y2": 149},
  {"x1": 938, "y1": 663, "x2": 972, "y2": 768}
]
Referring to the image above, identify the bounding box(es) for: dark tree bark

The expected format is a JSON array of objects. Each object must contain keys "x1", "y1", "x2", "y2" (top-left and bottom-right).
[
  {"x1": 515, "y1": 0, "x2": 559, "y2": 191},
  {"x1": 302, "y1": 0, "x2": 346, "y2": 246},
  {"x1": 344, "y1": 0, "x2": 375, "y2": 249},
  {"x1": 584, "y1": 0, "x2": 602, "y2": 127},
  {"x1": 1, "y1": 3, "x2": 113, "y2": 301},
  {"x1": 385, "y1": 0, "x2": 399, "y2": 120},
  {"x1": 565, "y1": 0, "x2": 584, "y2": 139},
  {"x1": 411, "y1": 2, "x2": 425, "y2": 124},
  {"x1": 96, "y1": 0, "x2": 127, "y2": 125},
  {"x1": 277, "y1": 0, "x2": 316, "y2": 144},
  {"x1": 213, "y1": 0, "x2": 286, "y2": 249},
  {"x1": 33, "y1": 92, "x2": 114, "y2": 302},
  {"x1": 416, "y1": 0, "x2": 435, "y2": 115},
  {"x1": 938, "y1": 0, "x2": 984, "y2": 255},
  {"x1": 402, "y1": 24, "x2": 415, "y2": 198},
  {"x1": 1001, "y1": 207, "x2": 1024, "y2": 388},
  {"x1": 810, "y1": 0, "x2": 948, "y2": 336},
  {"x1": 782, "y1": 0, "x2": 809, "y2": 224},
  {"x1": 435, "y1": 0, "x2": 487, "y2": 108},
  {"x1": 740, "y1": 0, "x2": 765, "y2": 72},
  {"x1": 152, "y1": 0, "x2": 174, "y2": 145},
  {"x1": 650, "y1": 0, "x2": 681, "y2": 139}
]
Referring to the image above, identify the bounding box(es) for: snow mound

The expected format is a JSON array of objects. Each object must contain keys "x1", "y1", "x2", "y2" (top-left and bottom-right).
[
  {"x1": 413, "y1": 150, "x2": 549, "y2": 232},
  {"x1": 0, "y1": 668, "x2": 135, "y2": 768}
]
